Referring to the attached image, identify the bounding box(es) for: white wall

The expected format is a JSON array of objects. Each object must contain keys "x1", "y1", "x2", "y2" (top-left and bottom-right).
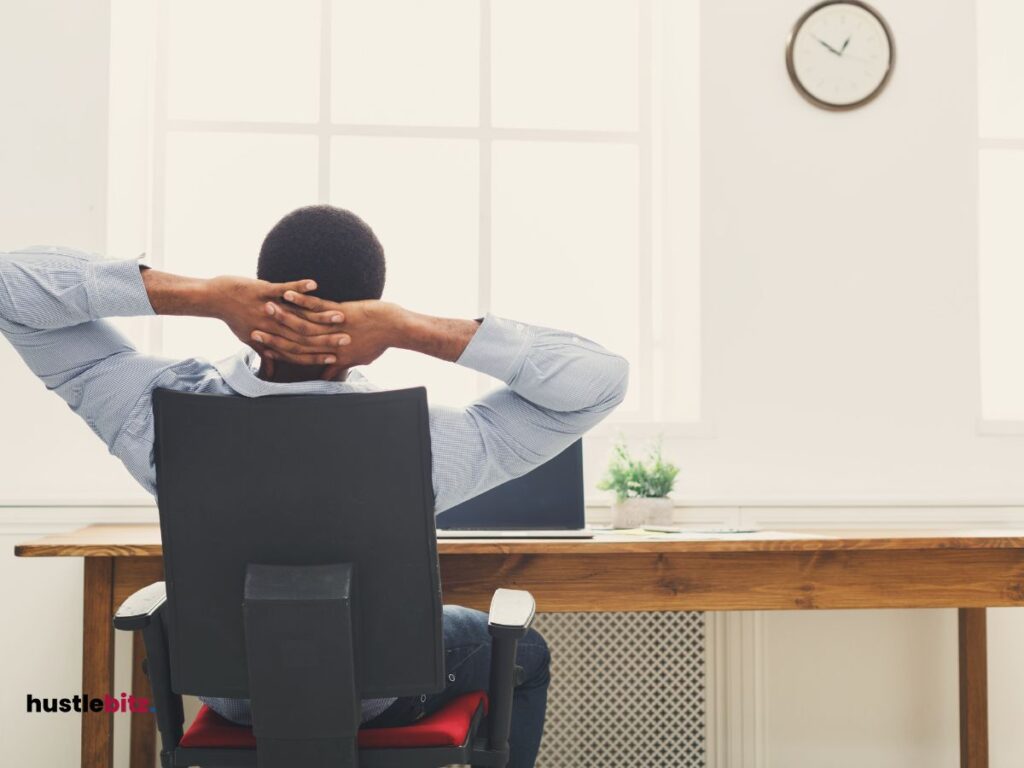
[
  {"x1": 689, "y1": 0, "x2": 1024, "y2": 504},
  {"x1": 692, "y1": 1, "x2": 1024, "y2": 766},
  {"x1": 0, "y1": 2, "x2": 149, "y2": 766},
  {"x1": 0, "y1": 0, "x2": 147, "y2": 505}
]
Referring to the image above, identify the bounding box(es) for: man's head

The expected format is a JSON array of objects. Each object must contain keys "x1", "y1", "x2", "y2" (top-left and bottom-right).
[
  {"x1": 257, "y1": 205, "x2": 386, "y2": 302},
  {"x1": 256, "y1": 205, "x2": 385, "y2": 382}
]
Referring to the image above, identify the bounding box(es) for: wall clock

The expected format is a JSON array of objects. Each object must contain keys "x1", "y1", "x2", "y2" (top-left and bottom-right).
[{"x1": 786, "y1": 1, "x2": 895, "y2": 111}]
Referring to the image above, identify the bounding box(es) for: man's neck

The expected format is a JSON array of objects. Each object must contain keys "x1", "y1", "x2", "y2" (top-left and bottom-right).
[{"x1": 258, "y1": 358, "x2": 349, "y2": 383}]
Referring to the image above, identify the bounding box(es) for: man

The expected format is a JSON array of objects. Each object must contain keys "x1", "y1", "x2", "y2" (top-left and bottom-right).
[{"x1": 0, "y1": 205, "x2": 628, "y2": 767}]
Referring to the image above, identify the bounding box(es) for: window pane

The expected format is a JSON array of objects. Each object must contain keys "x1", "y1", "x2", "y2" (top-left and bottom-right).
[
  {"x1": 162, "y1": 132, "x2": 318, "y2": 361},
  {"x1": 980, "y1": 149, "x2": 1024, "y2": 420},
  {"x1": 167, "y1": 0, "x2": 320, "y2": 122},
  {"x1": 491, "y1": 0, "x2": 638, "y2": 131},
  {"x1": 331, "y1": 137, "x2": 479, "y2": 404},
  {"x1": 332, "y1": 0, "x2": 479, "y2": 126},
  {"x1": 978, "y1": 0, "x2": 1024, "y2": 137},
  {"x1": 490, "y1": 141, "x2": 639, "y2": 413}
]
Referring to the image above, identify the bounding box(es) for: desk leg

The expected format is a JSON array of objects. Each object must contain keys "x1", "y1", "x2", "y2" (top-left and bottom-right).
[
  {"x1": 959, "y1": 608, "x2": 989, "y2": 768},
  {"x1": 130, "y1": 631, "x2": 157, "y2": 767},
  {"x1": 82, "y1": 557, "x2": 115, "y2": 768}
]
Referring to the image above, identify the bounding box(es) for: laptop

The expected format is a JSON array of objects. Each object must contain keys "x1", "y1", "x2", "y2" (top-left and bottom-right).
[{"x1": 435, "y1": 440, "x2": 593, "y2": 539}]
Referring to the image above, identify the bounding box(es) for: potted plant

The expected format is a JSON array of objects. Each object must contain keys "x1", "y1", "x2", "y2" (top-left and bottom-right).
[{"x1": 598, "y1": 439, "x2": 679, "y2": 528}]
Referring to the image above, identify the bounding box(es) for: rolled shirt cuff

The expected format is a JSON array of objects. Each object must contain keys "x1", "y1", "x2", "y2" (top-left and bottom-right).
[
  {"x1": 86, "y1": 256, "x2": 156, "y2": 320},
  {"x1": 454, "y1": 314, "x2": 534, "y2": 385}
]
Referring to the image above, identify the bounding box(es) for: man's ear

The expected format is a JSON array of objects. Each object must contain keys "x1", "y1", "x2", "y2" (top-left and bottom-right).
[
  {"x1": 259, "y1": 352, "x2": 276, "y2": 380},
  {"x1": 320, "y1": 363, "x2": 346, "y2": 381}
]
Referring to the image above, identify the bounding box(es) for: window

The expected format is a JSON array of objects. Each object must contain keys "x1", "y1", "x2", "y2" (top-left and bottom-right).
[
  {"x1": 978, "y1": 0, "x2": 1024, "y2": 423},
  {"x1": 108, "y1": 0, "x2": 701, "y2": 427}
]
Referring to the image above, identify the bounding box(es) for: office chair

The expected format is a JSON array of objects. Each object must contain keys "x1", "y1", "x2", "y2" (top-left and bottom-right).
[{"x1": 113, "y1": 387, "x2": 535, "y2": 768}]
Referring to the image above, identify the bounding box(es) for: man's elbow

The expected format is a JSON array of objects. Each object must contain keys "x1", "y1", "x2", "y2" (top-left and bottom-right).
[
  {"x1": 595, "y1": 354, "x2": 630, "y2": 412},
  {"x1": 0, "y1": 254, "x2": 15, "y2": 323}
]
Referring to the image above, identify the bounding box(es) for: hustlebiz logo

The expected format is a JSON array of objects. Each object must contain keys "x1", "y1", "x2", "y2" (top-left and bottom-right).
[{"x1": 27, "y1": 693, "x2": 155, "y2": 714}]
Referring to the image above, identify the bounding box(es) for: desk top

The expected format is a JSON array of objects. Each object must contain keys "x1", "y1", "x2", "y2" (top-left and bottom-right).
[{"x1": 15, "y1": 523, "x2": 1024, "y2": 558}]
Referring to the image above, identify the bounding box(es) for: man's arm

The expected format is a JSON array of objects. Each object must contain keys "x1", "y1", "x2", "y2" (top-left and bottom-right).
[
  {"x1": 0, "y1": 247, "x2": 185, "y2": 492},
  {"x1": 0, "y1": 247, "x2": 338, "y2": 491},
  {"x1": 267, "y1": 293, "x2": 630, "y2": 511},
  {"x1": 430, "y1": 315, "x2": 629, "y2": 511},
  {"x1": 0, "y1": 246, "x2": 344, "y2": 357}
]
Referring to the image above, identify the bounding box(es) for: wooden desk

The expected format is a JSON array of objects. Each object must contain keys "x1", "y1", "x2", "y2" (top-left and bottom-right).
[{"x1": 17, "y1": 525, "x2": 1024, "y2": 768}]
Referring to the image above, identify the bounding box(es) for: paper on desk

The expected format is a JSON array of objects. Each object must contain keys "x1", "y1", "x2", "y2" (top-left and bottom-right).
[{"x1": 596, "y1": 527, "x2": 832, "y2": 541}]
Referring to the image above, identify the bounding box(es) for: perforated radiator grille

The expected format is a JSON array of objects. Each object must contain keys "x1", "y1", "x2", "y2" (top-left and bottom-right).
[{"x1": 532, "y1": 611, "x2": 706, "y2": 768}]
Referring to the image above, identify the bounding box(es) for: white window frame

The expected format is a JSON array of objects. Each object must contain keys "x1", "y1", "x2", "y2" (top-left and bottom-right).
[
  {"x1": 978, "y1": 133, "x2": 1024, "y2": 434},
  {"x1": 977, "y1": 1, "x2": 1024, "y2": 435},
  {"x1": 111, "y1": 0, "x2": 705, "y2": 437}
]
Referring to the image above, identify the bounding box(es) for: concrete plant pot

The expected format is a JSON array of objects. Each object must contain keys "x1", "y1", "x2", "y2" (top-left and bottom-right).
[{"x1": 610, "y1": 497, "x2": 673, "y2": 528}]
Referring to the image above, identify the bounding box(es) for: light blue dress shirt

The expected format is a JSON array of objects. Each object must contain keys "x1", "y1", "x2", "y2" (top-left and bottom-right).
[{"x1": 0, "y1": 245, "x2": 629, "y2": 724}]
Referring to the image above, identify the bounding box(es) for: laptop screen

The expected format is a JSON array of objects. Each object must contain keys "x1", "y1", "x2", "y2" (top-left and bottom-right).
[{"x1": 435, "y1": 440, "x2": 585, "y2": 530}]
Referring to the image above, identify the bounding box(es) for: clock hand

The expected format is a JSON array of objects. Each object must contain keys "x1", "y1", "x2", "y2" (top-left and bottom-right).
[
  {"x1": 840, "y1": 36, "x2": 851, "y2": 54},
  {"x1": 839, "y1": 52, "x2": 872, "y2": 64},
  {"x1": 812, "y1": 34, "x2": 842, "y2": 56}
]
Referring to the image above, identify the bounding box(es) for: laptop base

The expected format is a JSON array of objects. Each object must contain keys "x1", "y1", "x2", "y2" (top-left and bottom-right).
[{"x1": 436, "y1": 528, "x2": 594, "y2": 539}]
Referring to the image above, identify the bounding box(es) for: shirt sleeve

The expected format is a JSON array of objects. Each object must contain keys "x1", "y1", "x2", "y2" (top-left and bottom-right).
[
  {"x1": 429, "y1": 314, "x2": 629, "y2": 513},
  {"x1": 0, "y1": 246, "x2": 154, "y2": 330},
  {"x1": 0, "y1": 246, "x2": 192, "y2": 494}
]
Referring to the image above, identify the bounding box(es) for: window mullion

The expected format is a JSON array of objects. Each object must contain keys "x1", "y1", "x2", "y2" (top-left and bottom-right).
[
  {"x1": 478, "y1": 0, "x2": 493, "y2": 319},
  {"x1": 476, "y1": 0, "x2": 493, "y2": 397},
  {"x1": 318, "y1": 0, "x2": 333, "y2": 203},
  {"x1": 637, "y1": 0, "x2": 655, "y2": 421},
  {"x1": 150, "y1": 0, "x2": 170, "y2": 356}
]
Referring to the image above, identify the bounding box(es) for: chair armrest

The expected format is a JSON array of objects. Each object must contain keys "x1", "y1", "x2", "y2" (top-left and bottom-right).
[
  {"x1": 113, "y1": 581, "x2": 166, "y2": 631},
  {"x1": 485, "y1": 588, "x2": 536, "y2": 760},
  {"x1": 112, "y1": 581, "x2": 185, "y2": 756},
  {"x1": 487, "y1": 588, "x2": 536, "y2": 639}
]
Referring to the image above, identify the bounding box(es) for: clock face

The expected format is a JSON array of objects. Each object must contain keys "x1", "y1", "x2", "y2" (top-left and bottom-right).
[{"x1": 787, "y1": 1, "x2": 894, "y2": 110}]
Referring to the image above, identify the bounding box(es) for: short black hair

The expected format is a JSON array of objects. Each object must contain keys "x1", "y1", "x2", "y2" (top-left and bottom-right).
[{"x1": 257, "y1": 205, "x2": 386, "y2": 303}]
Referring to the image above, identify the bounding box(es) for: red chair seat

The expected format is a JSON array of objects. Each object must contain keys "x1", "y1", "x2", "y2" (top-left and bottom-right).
[{"x1": 179, "y1": 691, "x2": 488, "y2": 750}]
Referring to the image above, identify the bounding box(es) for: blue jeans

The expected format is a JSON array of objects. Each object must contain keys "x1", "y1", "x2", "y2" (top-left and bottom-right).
[{"x1": 364, "y1": 605, "x2": 551, "y2": 768}]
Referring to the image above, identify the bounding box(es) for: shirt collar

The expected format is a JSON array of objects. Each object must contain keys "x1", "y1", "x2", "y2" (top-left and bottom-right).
[{"x1": 212, "y1": 348, "x2": 376, "y2": 398}]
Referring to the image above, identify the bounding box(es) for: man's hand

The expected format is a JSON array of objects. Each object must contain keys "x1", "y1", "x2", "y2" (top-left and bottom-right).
[
  {"x1": 143, "y1": 266, "x2": 481, "y2": 373},
  {"x1": 261, "y1": 292, "x2": 481, "y2": 378},
  {"x1": 206, "y1": 276, "x2": 353, "y2": 366},
  {"x1": 142, "y1": 269, "x2": 352, "y2": 366},
  {"x1": 258, "y1": 292, "x2": 406, "y2": 378}
]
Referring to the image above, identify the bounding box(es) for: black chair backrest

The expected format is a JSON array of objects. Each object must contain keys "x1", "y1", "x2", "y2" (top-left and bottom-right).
[{"x1": 152, "y1": 387, "x2": 443, "y2": 700}]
